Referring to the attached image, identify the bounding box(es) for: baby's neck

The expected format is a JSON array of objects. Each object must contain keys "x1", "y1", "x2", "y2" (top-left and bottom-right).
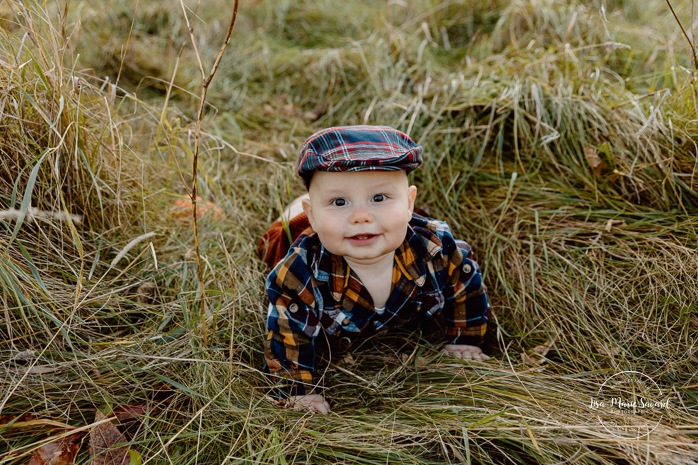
[{"x1": 345, "y1": 252, "x2": 395, "y2": 309}]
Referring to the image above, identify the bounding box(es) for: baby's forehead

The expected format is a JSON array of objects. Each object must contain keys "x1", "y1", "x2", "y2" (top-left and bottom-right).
[{"x1": 308, "y1": 170, "x2": 409, "y2": 194}]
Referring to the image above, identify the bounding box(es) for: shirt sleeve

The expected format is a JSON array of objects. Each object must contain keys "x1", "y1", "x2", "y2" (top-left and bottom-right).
[
  {"x1": 263, "y1": 253, "x2": 321, "y2": 397},
  {"x1": 442, "y1": 237, "x2": 491, "y2": 346}
]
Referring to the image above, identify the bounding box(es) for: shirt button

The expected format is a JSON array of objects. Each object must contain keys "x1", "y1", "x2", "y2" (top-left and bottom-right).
[
  {"x1": 288, "y1": 303, "x2": 299, "y2": 313},
  {"x1": 462, "y1": 263, "x2": 472, "y2": 274},
  {"x1": 341, "y1": 317, "x2": 351, "y2": 325}
]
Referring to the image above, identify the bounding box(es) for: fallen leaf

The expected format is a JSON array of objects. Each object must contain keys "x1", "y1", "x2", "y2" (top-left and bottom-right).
[
  {"x1": 532, "y1": 341, "x2": 553, "y2": 357},
  {"x1": 0, "y1": 414, "x2": 35, "y2": 426},
  {"x1": 90, "y1": 411, "x2": 130, "y2": 465},
  {"x1": 302, "y1": 103, "x2": 327, "y2": 122},
  {"x1": 522, "y1": 335, "x2": 559, "y2": 365},
  {"x1": 114, "y1": 404, "x2": 148, "y2": 422},
  {"x1": 135, "y1": 283, "x2": 158, "y2": 305},
  {"x1": 584, "y1": 147, "x2": 603, "y2": 178},
  {"x1": 28, "y1": 433, "x2": 82, "y2": 465},
  {"x1": 520, "y1": 351, "x2": 544, "y2": 365},
  {"x1": 170, "y1": 196, "x2": 222, "y2": 222}
]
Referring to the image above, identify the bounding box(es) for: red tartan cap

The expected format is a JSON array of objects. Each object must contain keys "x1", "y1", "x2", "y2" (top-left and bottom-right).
[{"x1": 297, "y1": 125, "x2": 423, "y2": 189}]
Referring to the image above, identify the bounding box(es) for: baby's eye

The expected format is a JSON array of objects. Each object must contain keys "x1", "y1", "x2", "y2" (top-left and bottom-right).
[
  {"x1": 372, "y1": 194, "x2": 386, "y2": 202},
  {"x1": 331, "y1": 198, "x2": 347, "y2": 207}
]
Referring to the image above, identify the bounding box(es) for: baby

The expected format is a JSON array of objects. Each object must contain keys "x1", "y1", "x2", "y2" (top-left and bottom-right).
[{"x1": 259, "y1": 126, "x2": 491, "y2": 414}]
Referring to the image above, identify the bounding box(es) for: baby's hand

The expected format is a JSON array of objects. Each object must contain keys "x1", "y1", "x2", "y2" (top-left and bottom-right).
[
  {"x1": 289, "y1": 394, "x2": 330, "y2": 414},
  {"x1": 442, "y1": 344, "x2": 490, "y2": 361}
]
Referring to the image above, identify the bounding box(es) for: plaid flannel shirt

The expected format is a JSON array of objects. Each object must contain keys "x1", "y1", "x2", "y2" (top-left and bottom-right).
[{"x1": 264, "y1": 213, "x2": 490, "y2": 396}]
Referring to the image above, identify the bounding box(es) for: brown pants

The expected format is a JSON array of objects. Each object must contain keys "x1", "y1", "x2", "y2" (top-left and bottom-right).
[{"x1": 256, "y1": 213, "x2": 312, "y2": 270}]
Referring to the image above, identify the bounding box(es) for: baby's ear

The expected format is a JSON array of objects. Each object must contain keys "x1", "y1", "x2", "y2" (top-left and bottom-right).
[
  {"x1": 302, "y1": 197, "x2": 315, "y2": 228},
  {"x1": 407, "y1": 185, "x2": 417, "y2": 213}
]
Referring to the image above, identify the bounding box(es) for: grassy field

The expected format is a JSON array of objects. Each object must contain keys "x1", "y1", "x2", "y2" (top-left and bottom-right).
[{"x1": 1, "y1": 0, "x2": 697, "y2": 463}]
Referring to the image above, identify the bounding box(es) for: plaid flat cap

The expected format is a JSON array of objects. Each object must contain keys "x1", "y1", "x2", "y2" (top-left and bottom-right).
[{"x1": 297, "y1": 125, "x2": 423, "y2": 188}]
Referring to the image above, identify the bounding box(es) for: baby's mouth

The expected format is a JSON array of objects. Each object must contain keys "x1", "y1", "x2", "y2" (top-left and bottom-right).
[{"x1": 348, "y1": 234, "x2": 378, "y2": 241}]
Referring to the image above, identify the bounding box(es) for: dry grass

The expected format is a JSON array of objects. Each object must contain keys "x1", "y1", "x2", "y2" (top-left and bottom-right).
[{"x1": 1, "y1": 0, "x2": 697, "y2": 464}]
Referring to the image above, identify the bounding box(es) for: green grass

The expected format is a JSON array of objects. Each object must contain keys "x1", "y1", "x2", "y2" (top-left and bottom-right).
[{"x1": 1, "y1": 0, "x2": 697, "y2": 463}]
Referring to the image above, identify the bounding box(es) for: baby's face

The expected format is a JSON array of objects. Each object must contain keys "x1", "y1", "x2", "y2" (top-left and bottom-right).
[{"x1": 303, "y1": 170, "x2": 416, "y2": 265}]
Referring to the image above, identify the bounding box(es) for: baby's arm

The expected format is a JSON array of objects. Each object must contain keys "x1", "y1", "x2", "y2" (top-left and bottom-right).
[
  {"x1": 265, "y1": 254, "x2": 330, "y2": 412},
  {"x1": 442, "y1": 344, "x2": 490, "y2": 361},
  {"x1": 440, "y1": 234, "x2": 492, "y2": 360}
]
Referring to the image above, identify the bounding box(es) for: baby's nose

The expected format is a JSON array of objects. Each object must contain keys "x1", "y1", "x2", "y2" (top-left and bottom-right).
[{"x1": 350, "y1": 206, "x2": 373, "y2": 223}]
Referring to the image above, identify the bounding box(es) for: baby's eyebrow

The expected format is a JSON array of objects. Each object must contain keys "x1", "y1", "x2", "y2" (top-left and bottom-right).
[{"x1": 319, "y1": 189, "x2": 349, "y2": 197}]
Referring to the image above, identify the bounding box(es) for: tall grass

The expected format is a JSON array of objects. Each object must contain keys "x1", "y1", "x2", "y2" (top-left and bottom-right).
[{"x1": 1, "y1": 0, "x2": 697, "y2": 464}]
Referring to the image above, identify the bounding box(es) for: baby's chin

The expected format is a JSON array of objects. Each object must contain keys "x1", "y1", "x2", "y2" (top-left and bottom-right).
[{"x1": 342, "y1": 249, "x2": 398, "y2": 266}]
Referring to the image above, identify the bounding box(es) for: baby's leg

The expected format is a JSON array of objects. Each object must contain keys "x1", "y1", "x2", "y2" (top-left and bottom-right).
[
  {"x1": 258, "y1": 194, "x2": 311, "y2": 269},
  {"x1": 281, "y1": 193, "x2": 309, "y2": 222}
]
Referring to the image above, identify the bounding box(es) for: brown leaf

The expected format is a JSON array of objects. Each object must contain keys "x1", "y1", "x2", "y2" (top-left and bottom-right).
[
  {"x1": 90, "y1": 411, "x2": 130, "y2": 465},
  {"x1": 114, "y1": 404, "x2": 148, "y2": 422},
  {"x1": 170, "y1": 196, "x2": 223, "y2": 222},
  {"x1": 302, "y1": 103, "x2": 328, "y2": 122},
  {"x1": 0, "y1": 413, "x2": 35, "y2": 425},
  {"x1": 522, "y1": 335, "x2": 559, "y2": 365},
  {"x1": 532, "y1": 341, "x2": 553, "y2": 357},
  {"x1": 135, "y1": 283, "x2": 158, "y2": 305},
  {"x1": 28, "y1": 433, "x2": 82, "y2": 465},
  {"x1": 584, "y1": 147, "x2": 603, "y2": 178}
]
